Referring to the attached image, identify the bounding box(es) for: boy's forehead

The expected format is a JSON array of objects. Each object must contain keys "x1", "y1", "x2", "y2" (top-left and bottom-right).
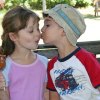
[
  {"x1": 44, "y1": 16, "x2": 61, "y2": 27},
  {"x1": 44, "y1": 17, "x2": 53, "y2": 22}
]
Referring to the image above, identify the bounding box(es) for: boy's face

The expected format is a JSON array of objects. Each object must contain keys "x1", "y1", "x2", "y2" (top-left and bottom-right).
[{"x1": 41, "y1": 17, "x2": 63, "y2": 45}]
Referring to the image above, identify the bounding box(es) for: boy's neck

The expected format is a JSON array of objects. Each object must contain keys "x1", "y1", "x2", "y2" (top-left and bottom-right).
[{"x1": 58, "y1": 45, "x2": 77, "y2": 59}]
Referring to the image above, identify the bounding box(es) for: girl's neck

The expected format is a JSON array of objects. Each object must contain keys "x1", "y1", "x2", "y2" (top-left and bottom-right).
[
  {"x1": 10, "y1": 49, "x2": 36, "y2": 65},
  {"x1": 11, "y1": 48, "x2": 33, "y2": 57}
]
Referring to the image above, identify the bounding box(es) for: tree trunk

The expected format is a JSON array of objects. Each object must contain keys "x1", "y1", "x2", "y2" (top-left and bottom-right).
[{"x1": 42, "y1": 0, "x2": 46, "y2": 11}]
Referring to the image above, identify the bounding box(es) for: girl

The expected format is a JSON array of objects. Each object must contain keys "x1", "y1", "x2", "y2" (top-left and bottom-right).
[{"x1": 0, "y1": 6, "x2": 48, "y2": 100}]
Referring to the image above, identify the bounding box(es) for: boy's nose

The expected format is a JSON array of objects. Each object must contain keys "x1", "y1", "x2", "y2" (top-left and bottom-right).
[{"x1": 41, "y1": 26, "x2": 44, "y2": 33}]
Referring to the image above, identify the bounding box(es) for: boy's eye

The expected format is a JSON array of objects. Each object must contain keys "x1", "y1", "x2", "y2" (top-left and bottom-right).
[{"x1": 46, "y1": 25, "x2": 50, "y2": 27}]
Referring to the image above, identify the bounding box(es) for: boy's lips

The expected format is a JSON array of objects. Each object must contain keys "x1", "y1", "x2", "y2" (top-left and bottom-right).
[{"x1": 35, "y1": 39, "x2": 40, "y2": 43}]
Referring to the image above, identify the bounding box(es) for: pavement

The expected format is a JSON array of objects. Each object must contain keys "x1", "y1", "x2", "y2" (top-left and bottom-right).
[{"x1": 77, "y1": 7, "x2": 100, "y2": 42}]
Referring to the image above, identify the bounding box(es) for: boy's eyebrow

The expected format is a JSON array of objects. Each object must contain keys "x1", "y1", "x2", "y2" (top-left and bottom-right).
[{"x1": 45, "y1": 19, "x2": 52, "y2": 23}]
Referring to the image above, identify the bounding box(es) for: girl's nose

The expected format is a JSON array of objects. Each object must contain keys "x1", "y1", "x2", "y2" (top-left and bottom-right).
[
  {"x1": 34, "y1": 30, "x2": 41, "y2": 39},
  {"x1": 38, "y1": 31, "x2": 41, "y2": 38}
]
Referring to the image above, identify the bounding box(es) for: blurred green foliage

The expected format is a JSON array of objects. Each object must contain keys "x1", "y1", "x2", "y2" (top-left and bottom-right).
[
  {"x1": 75, "y1": 0, "x2": 92, "y2": 8},
  {"x1": 3, "y1": 0, "x2": 92, "y2": 10}
]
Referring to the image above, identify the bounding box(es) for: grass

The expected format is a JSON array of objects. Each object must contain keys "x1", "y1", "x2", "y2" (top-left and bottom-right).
[
  {"x1": 84, "y1": 14, "x2": 100, "y2": 20},
  {"x1": 77, "y1": 6, "x2": 100, "y2": 19}
]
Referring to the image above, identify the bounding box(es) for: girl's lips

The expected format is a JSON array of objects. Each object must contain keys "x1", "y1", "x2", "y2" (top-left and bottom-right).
[
  {"x1": 41, "y1": 36, "x2": 43, "y2": 39},
  {"x1": 35, "y1": 39, "x2": 40, "y2": 43}
]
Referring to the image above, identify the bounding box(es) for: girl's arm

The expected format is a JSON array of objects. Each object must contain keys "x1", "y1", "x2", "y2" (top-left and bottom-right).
[
  {"x1": 0, "y1": 87, "x2": 10, "y2": 100},
  {"x1": 0, "y1": 72, "x2": 10, "y2": 100},
  {"x1": 0, "y1": 72, "x2": 6, "y2": 90},
  {"x1": 44, "y1": 82, "x2": 49, "y2": 100}
]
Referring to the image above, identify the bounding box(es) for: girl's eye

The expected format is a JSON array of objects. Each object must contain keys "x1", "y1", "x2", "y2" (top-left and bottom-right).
[
  {"x1": 29, "y1": 30, "x2": 33, "y2": 33},
  {"x1": 37, "y1": 28, "x2": 39, "y2": 31},
  {"x1": 46, "y1": 25, "x2": 50, "y2": 27}
]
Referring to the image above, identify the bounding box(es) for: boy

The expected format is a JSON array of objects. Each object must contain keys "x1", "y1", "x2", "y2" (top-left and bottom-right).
[{"x1": 41, "y1": 4, "x2": 100, "y2": 100}]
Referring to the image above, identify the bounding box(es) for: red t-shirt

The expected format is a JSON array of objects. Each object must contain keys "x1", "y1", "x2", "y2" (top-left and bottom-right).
[{"x1": 47, "y1": 47, "x2": 100, "y2": 99}]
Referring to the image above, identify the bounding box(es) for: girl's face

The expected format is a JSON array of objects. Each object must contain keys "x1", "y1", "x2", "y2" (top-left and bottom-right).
[
  {"x1": 13, "y1": 17, "x2": 41, "y2": 50},
  {"x1": 41, "y1": 17, "x2": 63, "y2": 45}
]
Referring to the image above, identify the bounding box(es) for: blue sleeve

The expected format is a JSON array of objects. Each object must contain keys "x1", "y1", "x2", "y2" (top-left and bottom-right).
[
  {"x1": 37, "y1": 54, "x2": 48, "y2": 82},
  {"x1": 2, "y1": 57, "x2": 11, "y2": 87}
]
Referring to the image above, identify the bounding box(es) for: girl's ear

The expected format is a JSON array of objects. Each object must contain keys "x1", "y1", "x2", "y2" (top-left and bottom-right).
[{"x1": 8, "y1": 32, "x2": 17, "y2": 42}]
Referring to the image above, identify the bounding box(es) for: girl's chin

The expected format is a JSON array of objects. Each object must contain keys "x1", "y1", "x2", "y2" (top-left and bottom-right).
[
  {"x1": 34, "y1": 45, "x2": 39, "y2": 49},
  {"x1": 31, "y1": 45, "x2": 39, "y2": 50}
]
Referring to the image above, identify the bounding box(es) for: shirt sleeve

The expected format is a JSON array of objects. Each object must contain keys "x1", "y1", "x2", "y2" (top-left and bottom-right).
[
  {"x1": 37, "y1": 54, "x2": 48, "y2": 82},
  {"x1": 2, "y1": 57, "x2": 11, "y2": 87},
  {"x1": 47, "y1": 57, "x2": 57, "y2": 91},
  {"x1": 86, "y1": 53, "x2": 100, "y2": 88},
  {"x1": 76, "y1": 49, "x2": 100, "y2": 88}
]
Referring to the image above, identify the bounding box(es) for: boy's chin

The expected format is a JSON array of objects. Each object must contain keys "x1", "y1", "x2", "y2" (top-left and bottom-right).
[{"x1": 43, "y1": 40, "x2": 50, "y2": 45}]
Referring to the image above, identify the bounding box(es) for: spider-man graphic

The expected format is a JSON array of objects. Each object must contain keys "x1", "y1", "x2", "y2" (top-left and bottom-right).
[{"x1": 55, "y1": 67, "x2": 79, "y2": 91}]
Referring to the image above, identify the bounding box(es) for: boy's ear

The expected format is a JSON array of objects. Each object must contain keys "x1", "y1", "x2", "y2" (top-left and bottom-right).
[
  {"x1": 8, "y1": 32, "x2": 17, "y2": 42},
  {"x1": 60, "y1": 28, "x2": 66, "y2": 36}
]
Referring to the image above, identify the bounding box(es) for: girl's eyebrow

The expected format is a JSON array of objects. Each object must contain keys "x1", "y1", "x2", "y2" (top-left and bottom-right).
[
  {"x1": 27, "y1": 26, "x2": 33, "y2": 30},
  {"x1": 29, "y1": 26, "x2": 33, "y2": 28}
]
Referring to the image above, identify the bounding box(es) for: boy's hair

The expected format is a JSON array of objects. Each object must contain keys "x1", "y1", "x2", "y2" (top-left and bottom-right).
[
  {"x1": 1, "y1": 6, "x2": 40, "y2": 56},
  {"x1": 43, "y1": 4, "x2": 86, "y2": 46}
]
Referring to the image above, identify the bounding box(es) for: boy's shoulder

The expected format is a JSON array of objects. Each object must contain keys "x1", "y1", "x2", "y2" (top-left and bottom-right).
[
  {"x1": 49, "y1": 56, "x2": 58, "y2": 63},
  {"x1": 76, "y1": 48, "x2": 96, "y2": 60},
  {"x1": 75, "y1": 48, "x2": 100, "y2": 71},
  {"x1": 48, "y1": 56, "x2": 58, "y2": 70}
]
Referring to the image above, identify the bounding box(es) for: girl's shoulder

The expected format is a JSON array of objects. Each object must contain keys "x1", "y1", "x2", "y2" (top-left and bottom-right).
[
  {"x1": 2, "y1": 56, "x2": 12, "y2": 86},
  {"x1": 5, "y1": 56, "x2": 12, "y2": 67},
  {"x1": 37, "y1": 54, "x2": 48, "y2": 66},
  {"x1": 37, "y1": 54, "x2": 48, "y2": 60},
  {"x1": 2, "y1": 56, "x2": 12, "y2": 71}
]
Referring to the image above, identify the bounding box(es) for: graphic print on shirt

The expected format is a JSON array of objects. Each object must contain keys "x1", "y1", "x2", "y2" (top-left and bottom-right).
[
  {"x1": 54, "y1": 67, "x2": 86, "y2": 95},
  {"x1": 55, "y1": 67, "x2": 79, "y2": 91}
]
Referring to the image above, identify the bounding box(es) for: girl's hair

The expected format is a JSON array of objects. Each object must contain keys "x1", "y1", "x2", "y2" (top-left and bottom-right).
[{"x1": 1, "y1": 6, "x2": 40, "y2": 56}]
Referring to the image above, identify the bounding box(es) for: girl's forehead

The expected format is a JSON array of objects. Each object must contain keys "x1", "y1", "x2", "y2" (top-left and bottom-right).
[{"x1": 27, "y1": 17, "x2": 39, "y2": 25}]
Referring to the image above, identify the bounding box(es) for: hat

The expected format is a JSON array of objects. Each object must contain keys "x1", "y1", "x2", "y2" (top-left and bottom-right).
[{"x1": 43, "y1": 4, "x2": 86, "y2": 46}]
